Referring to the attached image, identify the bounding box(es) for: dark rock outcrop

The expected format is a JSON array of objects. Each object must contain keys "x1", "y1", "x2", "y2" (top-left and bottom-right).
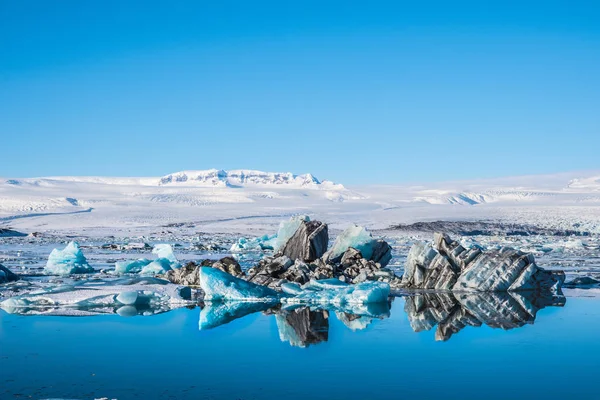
[
  {"x1": 0, "y1": 264, "x2": 19, "y2": 283},
  {"x1": 400, "y1": 232, "x2": 565, "y2": 292},
  {"x1": 163, "y1": 257, "x2": 243, "y2": 286},
  {"x1": 281, "y1": 220, "x2": 329, "y2": 262}
]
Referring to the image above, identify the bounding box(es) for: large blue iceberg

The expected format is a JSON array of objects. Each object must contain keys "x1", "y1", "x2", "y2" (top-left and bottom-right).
[
  {"x1": 199, "y1": 267, "x2": 280, "y2": 301},
  {"x1": 325, "y1": 225, "x2": 376, "y2": 261},
  {"x1": 44, "y1": 241, "x2": 94, "y2": 275}
]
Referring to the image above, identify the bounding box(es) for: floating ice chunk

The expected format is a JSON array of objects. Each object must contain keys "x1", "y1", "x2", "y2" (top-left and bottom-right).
[
  {"x1": 139, "y1": 258, "x2": 173, "y2": 275},
  {"x1": 230, "y1": 234, "x2": 277, "y2": 252},
  {"x1": 325, "y1": 225, "x2": 376, "y2": 262},
  {"x1": 199, "y1": 267, "x2": 281, "y2": 301},
  {"x1": 152, "y1": 244, "x2": 179, "y2": 264},
  {"x1": 1, "y1": 278, "x2": 192, "y2": 315},
  {"x1": 44, "y1": 241, "x2": 94, "y2": 275},
  {"x1": 114, "y1": 258, "x2": 152, "y2": 274},
  {"x1": 284, "y1": 281, "x2": 390, "y2": 306}
]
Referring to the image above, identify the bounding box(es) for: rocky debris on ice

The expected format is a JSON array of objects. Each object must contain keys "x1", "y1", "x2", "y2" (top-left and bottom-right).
[
  {"x1": 404, "y1": 290, "x2": 566, "y2": 341},
  {"x1": 163, "y1": 256, "x2": 243, "y2": 285},
  {"x1": 44, "y1": 241, "x2": 94, "y2": 275},
  {"x1": 400, "y1": 233, "x2": 565, "y2": 292},
  {"x1": 0, "y1": 277, "x2": 192, "y2": 316},
  {"x1": 0, "y1": 264, "x2": 19, "y2": 283},
  {"x1": 238, "y1": 220, "x2": 396, "y2": 290},
  {"x1": 324, "y1": 225, "x2": 393, "y2": 267},
  {"x1": 229, "y1": 215, "x2": 311, "y2": 254}
]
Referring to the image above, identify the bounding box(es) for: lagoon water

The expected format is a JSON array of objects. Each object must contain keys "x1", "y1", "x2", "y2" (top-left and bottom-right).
[{"x1": 2, "y1": 294, "x2": 599, "y2": 400}]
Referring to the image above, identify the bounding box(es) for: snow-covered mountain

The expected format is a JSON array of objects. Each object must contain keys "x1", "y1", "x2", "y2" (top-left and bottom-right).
[
  {"x1": 158, "y1": 169, "x2": 342, "y2": 188},
  {"x1": 1, "y1": 170, "x2": 600, "y2": 236}
]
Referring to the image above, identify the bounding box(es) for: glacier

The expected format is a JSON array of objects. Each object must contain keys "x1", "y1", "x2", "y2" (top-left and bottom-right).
[{"x1": 44, "y1": 241, "x2": 94, "y2": 275}]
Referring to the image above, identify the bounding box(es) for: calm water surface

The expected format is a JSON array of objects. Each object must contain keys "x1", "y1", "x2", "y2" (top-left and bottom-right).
[{"x1": 2, "y1": 295, "x2": 599, "y2": 400}]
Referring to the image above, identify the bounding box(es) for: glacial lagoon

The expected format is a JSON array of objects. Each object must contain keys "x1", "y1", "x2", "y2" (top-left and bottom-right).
[
  {"x1": 2, "y1": 293, "x2": 600, "y2": 400},
  {"x1": 1, "y1": 234, "x2": 600, "y2": 399}
]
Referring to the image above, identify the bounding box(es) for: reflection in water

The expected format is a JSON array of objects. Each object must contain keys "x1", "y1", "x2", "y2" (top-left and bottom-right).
[
  {"x1": 1, "y1": 291, "x2": 566, "y2": 345},
  {"x1": 200, "y1": 300, "x2": 392, "y2": 347},
  {"x1": 405, "y1": 291, "x2": 566, "y2": 341}
]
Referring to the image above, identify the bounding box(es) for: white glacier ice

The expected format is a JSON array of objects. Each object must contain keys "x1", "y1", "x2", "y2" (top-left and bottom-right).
[
  {"x1": 44, "y1": 241, "x2": 94, "y2": 275},
  {"x1": 152, "y1": 244, "x2": 179, "y2": 264},
  {"x1": 139, "y1": 258, "x2": 174, "y2": 275},
  {"x1": 325, "y1": 225, "x2": 376, "y2": 261},
  {"x1": 0, "y1": 278, "x2": 192, "y2": 315}
]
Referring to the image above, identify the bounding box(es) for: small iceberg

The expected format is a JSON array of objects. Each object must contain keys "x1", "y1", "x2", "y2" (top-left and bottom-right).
[
  {"x1": 229, "y1": 215, "x2": 310, "y2": 253},
  {"x1": 0, "y1": 277, "x2": 192, "y2": 316},
  {"x1": 114, "y1": 244, "x2": 180, "y2": 275},
  {"x1": 44, "y1": 241, "x2": 94, "y2": 275}
]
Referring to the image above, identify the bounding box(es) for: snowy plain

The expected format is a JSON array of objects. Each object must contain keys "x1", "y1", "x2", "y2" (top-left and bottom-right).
[{"x1": 1, "y1": 168, "x2": 600, "y2": 237}]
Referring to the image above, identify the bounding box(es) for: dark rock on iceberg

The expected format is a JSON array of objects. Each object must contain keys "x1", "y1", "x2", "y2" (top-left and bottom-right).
[
  {"x1": 400, "y1": 233, "x2": 564, "y2": 292},
  {"x1": 0, "y1": 264, "x2": 19, "y2": 283},
  {"x1": 404, "y1": 290, "x2": 566, "y2": 341},
  {"x1": 163, "y1": 257, "x2": 244, "y2": 286},
  {"x1": 281, "y1": 220, "x2": 329, "y2": 262}
]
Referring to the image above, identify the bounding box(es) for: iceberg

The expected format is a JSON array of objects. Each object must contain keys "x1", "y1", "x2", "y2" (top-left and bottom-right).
[
  {"x1": 152, "y1": 244, "x2": 179, "y2": 264},
  {"x1": 199, "y1": 267, "x2": 390, "y2": 307},
  {"x1": 230, "y1": 234, "x2": 277, "y2": 253},
  {"x1": 44, "y1": 241, "x2": 94, "y2": 275},
  {"x1": 324, "y1": 225, "x2": 380, "y2": 263},
  {"x1": 113, "y1": 244, "x2": 180, "y2": 275},
  {"x1": 229, "y1": 216, "x2": 310, "y2": 253},
  {"x1": 114, "y1": 258, "x2": 152, "y2": 274},
  {"x1": 0, "y1": 277, "x2": 192, "y2": 316},
  {"x1": 199, "y1": 267, "x2": 281, "y2": 301},
  {"x1": 283, "y1": 280, "x2": 390, "y2": 306}
]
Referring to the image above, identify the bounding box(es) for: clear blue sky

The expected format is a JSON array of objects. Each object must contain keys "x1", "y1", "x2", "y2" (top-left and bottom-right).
[{"x1": 1, "y1": 1, "x2": 599, "y2": 184}]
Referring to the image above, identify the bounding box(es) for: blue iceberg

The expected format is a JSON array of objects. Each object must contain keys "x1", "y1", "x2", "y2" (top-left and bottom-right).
[
  {"x1": 199, "y1": 267, "x2": 281, "y2": 301},
  {"x1": 325, "y1": 225, "x2": 376, "y2": 261},
  {"x1": 114, "y1": 244, "x2": 180, "y2": 275},
  {"x1": 199, "y1": 267, "x2": 390, "y2": 306},
  {"x1": 44, "y1": 241, "x2": 94, "y2": 275},
  {"x1": 229, "y1": 215, "x2": 310, "y2": 253}
]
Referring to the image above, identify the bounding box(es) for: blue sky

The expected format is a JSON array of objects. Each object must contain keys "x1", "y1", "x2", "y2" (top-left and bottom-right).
[{"x1": 1, "y1": 1, "x2": 599, "y2": 184}]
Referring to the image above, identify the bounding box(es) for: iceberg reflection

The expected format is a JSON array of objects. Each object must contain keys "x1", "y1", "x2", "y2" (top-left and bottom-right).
[{"x1": 405, "y1": 291, "x2": 566, "y2": 341}]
